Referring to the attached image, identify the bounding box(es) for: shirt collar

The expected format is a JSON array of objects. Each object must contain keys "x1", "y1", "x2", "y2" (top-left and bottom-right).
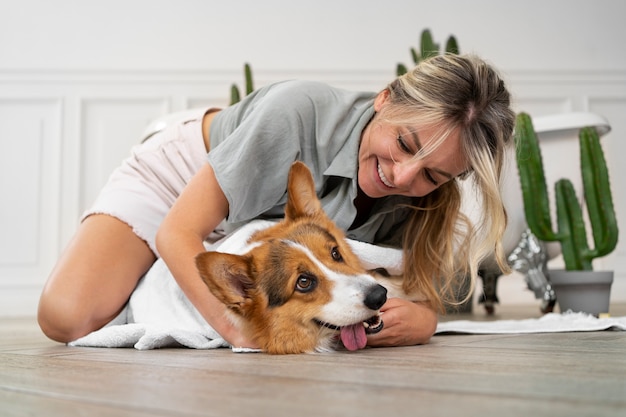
[{"x1": 324, "y1": 105, "x2": 375, "y2": 179}]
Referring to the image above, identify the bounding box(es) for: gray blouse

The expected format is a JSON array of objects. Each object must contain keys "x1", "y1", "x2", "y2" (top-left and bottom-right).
[{"x1": 208, "y1": 80, "x2": 415, "y2": 246}]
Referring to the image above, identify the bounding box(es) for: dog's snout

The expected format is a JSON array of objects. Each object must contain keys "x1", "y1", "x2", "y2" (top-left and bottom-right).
[{"x1": 364, "y1": 284, "x2": 387, "y2": 310}]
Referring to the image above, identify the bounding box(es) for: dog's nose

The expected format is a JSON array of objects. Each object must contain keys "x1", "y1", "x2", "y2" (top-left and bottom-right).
[{"x1": 364, "y1": 284, "x2": 387, "y2": 310}]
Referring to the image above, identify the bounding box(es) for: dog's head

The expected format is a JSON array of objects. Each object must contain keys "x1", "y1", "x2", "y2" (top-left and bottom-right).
[{"x1": 195, "y1": 161, "x2": 386, "y2": 354}]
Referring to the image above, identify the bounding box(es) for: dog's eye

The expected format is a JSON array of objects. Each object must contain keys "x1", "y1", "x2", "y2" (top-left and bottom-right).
[
  {"x1": 331, "y1": 247, "x2": 343, "y2": 262},
  {"x1": 295, "y1": 274, "x2": 317, "y2": 293}
]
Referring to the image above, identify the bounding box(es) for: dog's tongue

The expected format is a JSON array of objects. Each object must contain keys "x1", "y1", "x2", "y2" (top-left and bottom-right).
[{"x1": 340, "y1": 323, "x2": 367, "y2": 351}]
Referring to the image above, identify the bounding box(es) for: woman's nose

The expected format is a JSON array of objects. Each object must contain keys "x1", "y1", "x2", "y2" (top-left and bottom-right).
[
  {"x1": 392, "y1": 160, "x2": 436, "y2": 197},
  {"x1": 392, "y1": 160, "x2": 420, "y2": 188}
]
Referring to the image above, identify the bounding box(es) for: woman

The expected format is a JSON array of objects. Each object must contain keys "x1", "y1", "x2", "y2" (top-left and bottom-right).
[{"x1": 38, "y1": 53, "x2": 515, "y2": 349}]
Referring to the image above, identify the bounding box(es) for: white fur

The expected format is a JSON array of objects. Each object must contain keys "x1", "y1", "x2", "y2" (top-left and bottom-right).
[{"x1": 285, "y1": 240, "x2": 382, "y2": 327}]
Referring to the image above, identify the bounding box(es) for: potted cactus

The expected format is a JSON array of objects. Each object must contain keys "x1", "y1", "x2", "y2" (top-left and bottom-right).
[{"x1": 515, "y1": 112, "x2": 619, "y2": 316}]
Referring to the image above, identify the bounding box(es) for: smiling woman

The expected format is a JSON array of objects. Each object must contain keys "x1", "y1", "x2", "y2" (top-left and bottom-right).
[
  {"x1": 372, "y1": 55, "x2": 515, "y2": 316},
  {"x1": 38, "y1": 53, "x2": 515, "y2": 352}
]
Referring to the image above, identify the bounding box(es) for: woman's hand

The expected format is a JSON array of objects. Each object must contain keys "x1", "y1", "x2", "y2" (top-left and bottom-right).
[
  {"x1": 216, "y1": 318, "x2": 260, "y2": 350},
  {"x1": 366, "y1": 298, "x2": 438, "y2": 347}
]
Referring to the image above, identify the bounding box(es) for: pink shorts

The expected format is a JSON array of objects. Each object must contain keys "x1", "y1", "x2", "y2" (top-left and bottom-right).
[{"x1": 82, "y1": 110, "x2": 210, "y2": 256}]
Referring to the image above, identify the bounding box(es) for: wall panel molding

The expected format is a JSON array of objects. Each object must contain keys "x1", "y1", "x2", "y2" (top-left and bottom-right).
[{"x1": 0, "y1": 98, "x2": 61, "y2": 293}]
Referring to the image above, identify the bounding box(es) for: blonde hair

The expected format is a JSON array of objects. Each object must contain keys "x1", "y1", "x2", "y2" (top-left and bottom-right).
[{"x1": 381, "y1": 54, "x2": 515, "y2": 312}]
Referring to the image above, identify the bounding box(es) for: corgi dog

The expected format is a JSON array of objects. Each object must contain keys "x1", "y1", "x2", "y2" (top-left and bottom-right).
[{"x1": 195, "y1": 161, "x2": 389, "y2": 354}]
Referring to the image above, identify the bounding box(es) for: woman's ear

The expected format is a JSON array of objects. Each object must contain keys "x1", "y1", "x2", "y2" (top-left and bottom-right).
[{"x1": 374, "y1": 89, "x2": 390, "y2": 112}]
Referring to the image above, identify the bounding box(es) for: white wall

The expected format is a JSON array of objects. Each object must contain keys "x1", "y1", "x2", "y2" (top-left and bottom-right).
[{"x1": 1, "y1": 0, "x2": 625, "y2": 315}]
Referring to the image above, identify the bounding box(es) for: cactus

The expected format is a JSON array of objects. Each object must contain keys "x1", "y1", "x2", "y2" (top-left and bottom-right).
[
  {"x1": 396, "y1": 29, "x2": 460, "y2": 76},
  {"x1": 515, "y1": 112, "x2": 619, "y2": 271},
  {"x1": 229, "y1": 63, "x2": 255, "y2": 105},
  {"x1": 445, "y1": 35, "x2": 459, "y2": 55},
  {"x1": 420, "y1": 29, "x2": 440, "y2": 60},
  {"x1": 229, "y1": 84, "x2": 241, "y2": 105}
]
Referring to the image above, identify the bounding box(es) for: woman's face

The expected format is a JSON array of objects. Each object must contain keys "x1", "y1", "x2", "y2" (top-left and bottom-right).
[{"x1": 358, "y1": 91, "x2": 469, "y2": 199}]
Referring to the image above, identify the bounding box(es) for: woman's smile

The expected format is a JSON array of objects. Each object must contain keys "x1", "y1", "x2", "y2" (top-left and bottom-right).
[{"x1": 377, "y1": 162, "x2": 395, "y2": 189}]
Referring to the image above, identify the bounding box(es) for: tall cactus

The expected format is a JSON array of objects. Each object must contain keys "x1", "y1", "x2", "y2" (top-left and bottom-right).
[{"x1": 515, "y1": 112, "x2": 619, "y2": 270}]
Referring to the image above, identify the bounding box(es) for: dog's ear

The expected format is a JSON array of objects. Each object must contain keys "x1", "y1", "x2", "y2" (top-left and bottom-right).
[
  {"x1": 195, "y1": 251, "x2": 256, "y2": 315},
  {"x1": 285, "y1": 161, "x2": 323, "y2": 220}
]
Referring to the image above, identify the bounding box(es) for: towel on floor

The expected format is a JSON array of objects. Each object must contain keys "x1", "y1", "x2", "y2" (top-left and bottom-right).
[
  {"x1": 436, "y1": 311, "x2": 626, "y2": 335},
  {"x1": 69, "y1": 220, "x2": 405, "y2": 351}
]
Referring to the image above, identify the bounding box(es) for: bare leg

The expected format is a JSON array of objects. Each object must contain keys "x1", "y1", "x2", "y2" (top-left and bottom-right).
[{"x1": 38, "y1": 214, "x2": 156, "y2": 343}]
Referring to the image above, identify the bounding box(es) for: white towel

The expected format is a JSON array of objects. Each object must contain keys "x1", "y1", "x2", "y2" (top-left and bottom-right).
[
  {"x1": 436, "y1": 311, "x2": 626, "y2": 335},
  {"x1": 69, "y1": 220, "x2": 405, "y2": 351}
]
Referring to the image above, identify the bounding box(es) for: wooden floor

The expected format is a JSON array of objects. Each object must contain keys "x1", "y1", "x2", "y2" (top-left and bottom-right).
[{"x1": 2, "y1": 304, "x2": 625, "y2": 417}]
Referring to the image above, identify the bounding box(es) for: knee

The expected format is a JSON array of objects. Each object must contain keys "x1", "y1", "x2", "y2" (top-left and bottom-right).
[{"x1": 37, "y1": 289, "x2": 104, "y2": 343}]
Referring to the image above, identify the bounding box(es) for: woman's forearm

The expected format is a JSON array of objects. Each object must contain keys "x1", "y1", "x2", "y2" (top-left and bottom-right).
[
  {"x1": 156, "y1": 223, "x2": 225, "y2": 326},
  {"x1": 156, "y1": 163, "x2": 256, "y2": 347}
]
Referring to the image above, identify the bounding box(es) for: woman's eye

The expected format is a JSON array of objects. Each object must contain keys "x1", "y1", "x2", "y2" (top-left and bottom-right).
[
  {"x1": 296, "y1": 274, "x2": 317, "y2": 293},
  {"x1": 396, "y1": 136, "x2": 412, "y2": 153},
  {"x1": 424, "y1": 170, "x2": 439, "y2": 186},
  {"x1": 331, "y1": 247, "x2": 343, "y2": 262}
]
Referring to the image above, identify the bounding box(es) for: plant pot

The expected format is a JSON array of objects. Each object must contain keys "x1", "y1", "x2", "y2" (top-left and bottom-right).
[{"x1": 548, "y1": 270, "x2": 613, "y2": 316}]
